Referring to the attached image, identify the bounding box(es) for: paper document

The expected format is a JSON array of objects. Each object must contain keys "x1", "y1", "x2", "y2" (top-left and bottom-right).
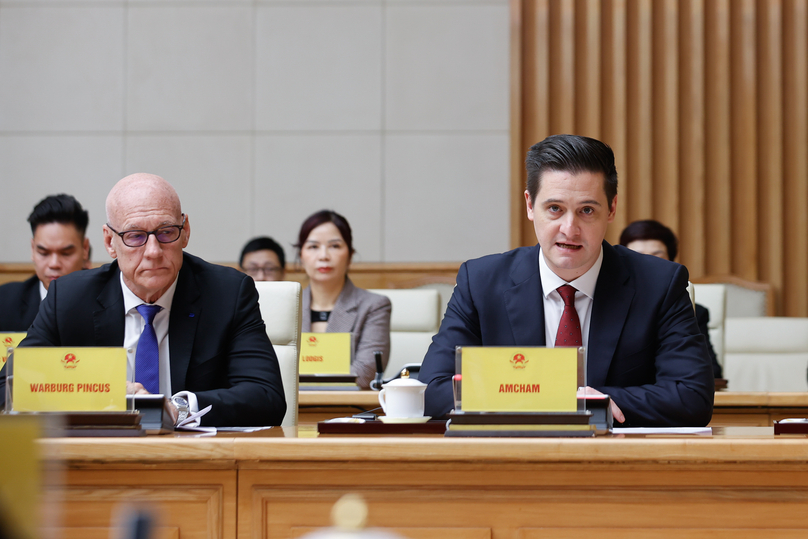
[
  {"x1": 613, "y1": 427, "x2": 712, "y2": 435},
  {"x1": 216, "y1": 426, "x2": 276, "y2": 432},
  {"x1": 176, "y1": 405, "x2": 215, "y2": 433}
]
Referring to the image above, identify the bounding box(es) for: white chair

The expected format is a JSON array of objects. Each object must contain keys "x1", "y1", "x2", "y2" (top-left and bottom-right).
[
  {"x1": 693, "y1": 283, "x2": 727, "y2": 368},
  {"x1": 724, "y1": 317, "x2": 808, "y2": 392},
  {"x1": 254, "y1": 281, "x2": 302, "y2": 427},
  {"x1": 693, "y1": 275, "x2": 775, "y2": 317},
  {"x1": 369, "y1": 289, "x2": 441, "y2": 379}
]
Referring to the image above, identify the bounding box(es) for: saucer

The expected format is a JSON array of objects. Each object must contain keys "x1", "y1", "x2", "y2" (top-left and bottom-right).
[{"x1": 378, "y1": 416, "x2": 431, "y2": 424}]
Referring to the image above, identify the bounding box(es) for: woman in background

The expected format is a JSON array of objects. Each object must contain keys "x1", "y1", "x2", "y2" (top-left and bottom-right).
[
  {"x1": 619, "y1": 219, "x2": 722, "y2": 378},
  {"x1": 297, "y1": 210, "x2": 391, "y2": 388}
]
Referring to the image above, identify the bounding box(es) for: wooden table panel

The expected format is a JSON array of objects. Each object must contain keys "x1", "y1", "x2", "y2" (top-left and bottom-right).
[{"x1": 41, "y1": 427, "x2": 808, "y2": 539}]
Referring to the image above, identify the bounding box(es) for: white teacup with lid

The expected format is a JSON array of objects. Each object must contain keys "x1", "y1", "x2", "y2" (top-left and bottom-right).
[{"x1": 378, "y1": 369, "x2": 428, "y2": 422}]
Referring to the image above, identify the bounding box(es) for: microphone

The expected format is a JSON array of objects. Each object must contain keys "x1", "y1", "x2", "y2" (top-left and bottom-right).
[{"x1": 370, "y1": 350, "x2": 384, "y2": 391}]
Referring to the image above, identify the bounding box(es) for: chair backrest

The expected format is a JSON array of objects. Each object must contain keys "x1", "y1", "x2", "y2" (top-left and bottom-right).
[
  {"x1": 692, "y1": 275, "x2": 775, "y2": 317},
  {"x1": 723, "y1": 317, "x2": 808, "y2": 392},
  {"x1": 693, "y1": 283, "x2": 727, "y2": 367},
  {"x1": 254, "y1": 281, "x2": 302, "y2": 427},
  {"x1": 368, "y1": 289, "x2": 441, "y2": 379},
  {"x1": 388, "y1": 276, "x2": 457, "y2": 324}
]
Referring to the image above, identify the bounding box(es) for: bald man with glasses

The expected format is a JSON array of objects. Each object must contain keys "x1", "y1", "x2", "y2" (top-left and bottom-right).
[{"x1": 1, "y1": 174, "x2": 286, "y2": 427}]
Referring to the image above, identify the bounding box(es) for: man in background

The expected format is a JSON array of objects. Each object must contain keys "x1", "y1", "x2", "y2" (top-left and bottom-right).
[
  {"x1": 239, "y1": 237, "x2": 286, "y2": 281},
  {"x1": 619, "y1": 219, "x2": 723, "y2": 379},
  {"x1": 0, "y1": 194, "x2": 89, "y2": 331}
]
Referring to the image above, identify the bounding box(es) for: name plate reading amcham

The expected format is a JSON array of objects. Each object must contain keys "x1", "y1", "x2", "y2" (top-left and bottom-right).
[
  {"x1": 299, "y1": 333, "x2": 352, "y2": 375},
  {"x1": 11, "y1": 348, "x2": 127, "y2": 412},
  {"x1": 459, "y1": 347, "x2": 580, "y2": 412},
  {"x1": 1, "y1": 332, "x2": 26, "y2": 369}
]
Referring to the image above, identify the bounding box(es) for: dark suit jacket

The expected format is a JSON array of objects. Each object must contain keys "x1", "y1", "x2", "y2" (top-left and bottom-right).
[
  {"x1": 419, "y1": 242, "x2": 715, "y2": 427},
  {"x1": 0, "y1": 275, "x2": 41, "y2": 332},
  {"x1": 0, "y1": 253, "x2": 286, "y2": 427},
  {"x1": 302, "y1": 278, "x2": 391, "y2": 389},
  {"x1": 695, "y1": 303, "x2": 722, "y2": 378}
]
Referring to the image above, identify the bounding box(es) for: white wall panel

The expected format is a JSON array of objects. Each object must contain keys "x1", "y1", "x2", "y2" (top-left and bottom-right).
[
  {"x1": 0, "y1": 5, "x2": 125, "y2": 131},
  {"x1": 255, "y1": 3, "x2": 383, "y2": 131},
  {"x1": 0, "y1": 0, "x2": 511, "y2": 264},
  {"x1": 384, "y1": 133, "x2": 510, "y2": 262},
  {"x1": 385, "y1": 3, "x2": 510, "y2": 131},
  {"x1": 126, "y1": 5, "x2": 253, "y2": 131}
]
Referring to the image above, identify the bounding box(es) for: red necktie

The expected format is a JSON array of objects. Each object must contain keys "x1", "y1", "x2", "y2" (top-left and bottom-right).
[{"x1": 554, "y1": 284, "x2": 582, "y2": 347}]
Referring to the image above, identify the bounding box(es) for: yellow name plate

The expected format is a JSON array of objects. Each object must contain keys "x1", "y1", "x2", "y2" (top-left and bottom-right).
[
  {"x1": 299, "y1": 333, "x2": 352, "y2": 375},
  {"x1": 0, "y1": 332, "x2": 26, "y2": 369},
  {"x1": 459, "y1": 347, "x2": 580, "y2": 412},
  {"x1": 11, "y1": 347, "x2": 127, "y2": 412}
]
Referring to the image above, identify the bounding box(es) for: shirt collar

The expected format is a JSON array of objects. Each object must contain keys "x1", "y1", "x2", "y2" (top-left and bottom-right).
[
  {"x1": 120, "y1": 271, "x2": 179, "y2": 314},
  {"x1": 539, "y1": 246, "x2": 604, "y2": 299},
  {"x1": 38, "y1": 280, "x2": 47, "y2": 301}
]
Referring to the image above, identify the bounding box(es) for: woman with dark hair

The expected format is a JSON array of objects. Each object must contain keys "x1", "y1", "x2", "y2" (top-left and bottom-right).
[
  {"x1": 619, "y1": 220, "x2": 722, "y2": 379},
  {"x1": 296, "y1": 210, "x2": 391, "y2": 388}
]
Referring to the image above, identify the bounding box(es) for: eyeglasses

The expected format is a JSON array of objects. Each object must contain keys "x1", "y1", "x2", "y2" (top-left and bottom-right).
[
  {"x1": 107, "y1": 215, "x2": 186, "y2": 248},
  {"x1": 243, "y1": 265, "x2": 283, "y2": 278}
]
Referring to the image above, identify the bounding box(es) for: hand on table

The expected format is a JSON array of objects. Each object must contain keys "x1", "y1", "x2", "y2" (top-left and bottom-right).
[
  {"x1": 577, "y1": 386, "x2": 625, "y2": 424},
  {"x1": 126, "y1": 381, "x2": 150, "y2": 395}
]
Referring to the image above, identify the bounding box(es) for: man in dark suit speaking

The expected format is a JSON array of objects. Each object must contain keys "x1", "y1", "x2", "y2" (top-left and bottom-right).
[
  {"x1": 1, "y1": 174, "x2": 285, "y2": 427},
  {"x1": 419, "y1": 135, "x2": 714, "y2": 427}
]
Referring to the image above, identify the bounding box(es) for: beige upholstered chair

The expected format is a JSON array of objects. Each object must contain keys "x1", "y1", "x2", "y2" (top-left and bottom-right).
[
  {"x1": 368, "y1": 289, "x2": 441, "y2": 379},
  {"x1": 388, "y1": 276, "x2": 457, "y2": 324},
  {"x1": 723, "y1": 317, "x2": 808, "y2": 392},
  {"x1": 693, "y1": 283, "x2": 727, "y2": 368},
  {"x1": 692, "y1": 275, "x2": 775, "y2": 317},
  {"x1": 254, "y1": 281, "x2": 302, "y2": 427}
]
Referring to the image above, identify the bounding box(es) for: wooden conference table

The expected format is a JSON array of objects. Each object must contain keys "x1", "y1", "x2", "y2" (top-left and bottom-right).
[
  {"x1": 299, "y1": 390, "x2": 808, "y2": 426},
  {"x1": 44, "y1": 422, "x2": 808, "y2": 539}
]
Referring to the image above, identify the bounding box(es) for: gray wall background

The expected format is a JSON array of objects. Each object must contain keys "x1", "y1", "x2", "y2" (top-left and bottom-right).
[{"x1": 0, "y1": 0, "x2": 511, "y2": 265}]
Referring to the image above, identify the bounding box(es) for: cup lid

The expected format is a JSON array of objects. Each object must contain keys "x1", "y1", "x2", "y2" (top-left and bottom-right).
[{"x1": 382, "y1": 370, "x2": 426, "y2": 388}]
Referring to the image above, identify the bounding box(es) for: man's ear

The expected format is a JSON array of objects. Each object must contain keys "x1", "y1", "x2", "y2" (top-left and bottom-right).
[
  {"x1": 607, "y1": 195, "x2": 618, "y2": 222},
  {"x1": 103, "y1": 225, "x2": 117, "y2": 259},
  {"x1": 181, "y1": 214, "x2": 190, "y2": 248},
  {"x1": 524, "y1": 190, "x2": 535, "y2": 222}
]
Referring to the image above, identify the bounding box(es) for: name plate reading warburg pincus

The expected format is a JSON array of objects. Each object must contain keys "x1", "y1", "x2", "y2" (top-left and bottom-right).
[
  {"x1": 1, "y1": 332, "x2": 26, "y2": 368},
  {"x1": 299, "y1": 333, "x2": 352, "y2": 375},
  {"x1": 12, "y1": 347, "x2": 127, "y2": 412},
  {"x1": 460, "y1": 347, "x2": 579, "y2": 412}
]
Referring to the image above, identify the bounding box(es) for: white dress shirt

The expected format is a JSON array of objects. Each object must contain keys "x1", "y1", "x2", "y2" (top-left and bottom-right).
[
  {"x1": 539, "y1": 247, "x2": 604, "y2": 354},
  {"x1": 38, "y1": 280, "x2": 47, "y2": 301},
  {"x1": 120, "y1": 273, "x2": 198, "y2": 414}
]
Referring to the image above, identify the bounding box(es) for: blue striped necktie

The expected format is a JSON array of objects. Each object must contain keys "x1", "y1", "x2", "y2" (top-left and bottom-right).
[{"x1": 135, "y1": 304, "x2": 162, "y2": 394}]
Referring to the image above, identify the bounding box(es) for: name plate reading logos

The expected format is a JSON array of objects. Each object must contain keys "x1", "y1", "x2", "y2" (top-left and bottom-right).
[
  {"x1": 299, "y1": 333, "x2": 352, "y2": 375},
  {"x1": 459, "y1": 347, "x2": 580, "y2": 412},
  {"x1": 12, "y1": 347, "x2": 127, "y2": 412},
  {"x1": 0, "y1": 332, "x2": 26, "y2": 368}
]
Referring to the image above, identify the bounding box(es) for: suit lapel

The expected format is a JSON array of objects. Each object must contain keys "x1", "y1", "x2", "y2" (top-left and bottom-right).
[
  {"x1": 168, "y1": 258, "x2": 200, "y2": 393},
  {"x1": 93, "y1": 264, "x2": 126, "y2": 346},
  {"x1": 21, "y1": 277, "x2": 41, "y2": 327},
  {"x1": 327, "y1": 279, "x2": 359, "y2": 333},
  {"x1": 588, "y1": 242, "x2": 633, "y2": 385},
  {"x1": 504, "y1": 246, "x2": 546, "y2": 346}
]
